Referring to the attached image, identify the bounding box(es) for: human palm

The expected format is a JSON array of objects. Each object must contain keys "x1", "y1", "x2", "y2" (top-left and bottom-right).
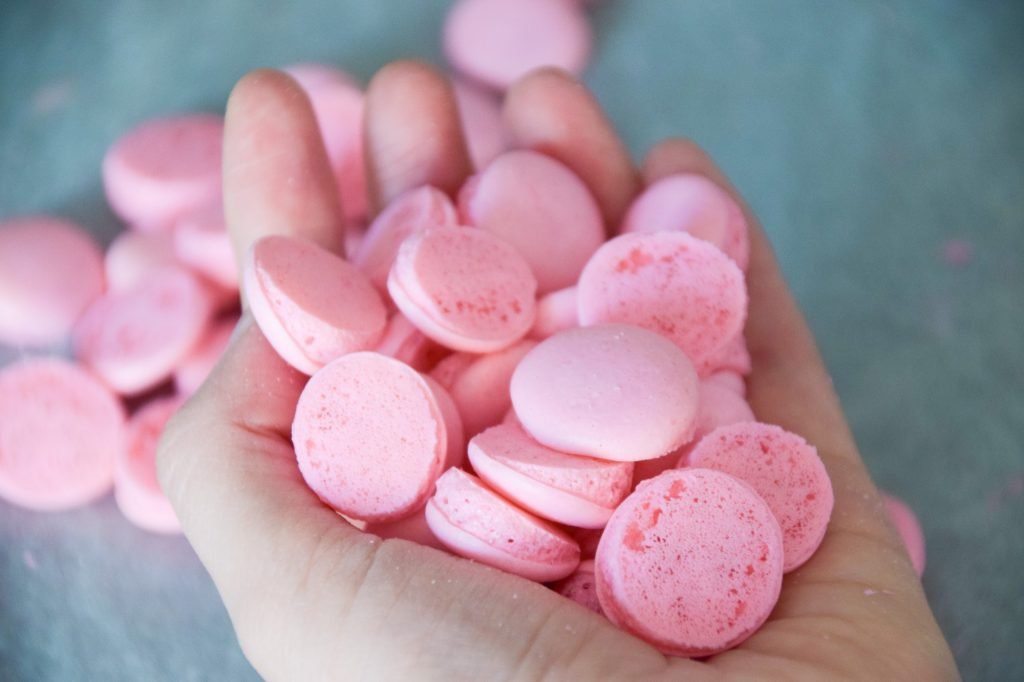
[{"x1": 158, "y1": 63, "x2": 958, "y2": 681}]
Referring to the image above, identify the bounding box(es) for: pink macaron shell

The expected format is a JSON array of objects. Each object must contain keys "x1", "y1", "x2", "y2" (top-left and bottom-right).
[
  {"x1": 468, "y1": 423, "x2": 634, "y2": 528},
  {"x1": 444, "y1": 0, "x2": 591, "y2": 91},
  {"x1": 702, "y1": 370, "x2": 747, "y2": 397},
  {"x1": 421, "y1": 374, "x2": 467, "y2": 471},
  {"x1": 283, "y1": 63, "x2": 359, "y2": 93},
  {"x1": 577, "y1": 232, "x2": 748, "y2": 367},
  {"x1": 115, "y1": 396, "x2": 183, "y2": 534},
  {"x1": 388, "y1": 226, "x2": 537, "y2": 353},
  {"x1": 353, "y1": 186, "x2": 459, "y2": 293},
  {"x1": 174, "y1": 316, "x2": 237, "y2": 394},
  {"x1": 571, "y1": 527, "x2": 603, "y2": 560},
  {"x1": 245, "y1": 235, "x2": 387, "y2": 375},
  {"x1": 672, "y1": 379, "x2": 757, "y2": 470},
  {"x1": 0, "y1": 217, "x2": 105, "y2": 347},
  {"x1": 105, "y1": 231, "x2": 178, "y2": 292},
  {"x1": 882, "y1": 492, "x2": 926, "y2": 576},
  {"x1": 688, "y1": 422, "x2": 834, "y2": 573},
  {"x1": 697, "y1": 331, "x2": 752, "y2": 378},
  {"x1": 73, "y1": 266, "x2": 213, "y2": 395},
  {"x1": 374, "y1": 313, "x2": 449, "y2": 373},
  {"x1": 292, "y1": 352, "x2": 446, "y2": 522},
  {"x1": 551, "y1": 559, "x2": 603, "y2": 615},
  {"x1": 510, "y1": 325, "x2": 699, "y2": 462},
  {"x1": 530, "y1": 285, "x2": 579, "y2": 339},
  {"x1": 425, "y1": 468, "x2": 580, "y2": 582},
  {"x1": 596, "y1": 468, "x2": 784, "y2": 657},
  {"x1": 365, "y1": 505, "x2": 447, "y2": 553},
  {"x1": 102, "y1": 115, "x2": 224, "y2": 231},
  {"x1": 0, "y1": 359, "x2": 123, "y2": 511},
  {"x1": 458, "y1": 150, "x2": 604, "y2": 294},
  {"x1": 452, "y1": 79, "x2": 509, "y2": 169},
  {"x1": 174, "y1": 204, "x2": 239, "y2": 290},
  {"x1": 621, "y1": 174, "x2": 750, "y2": 271},
  {"x1": 429, "y1": 351, "x2": 477, "y2": 391},
  {"x1": 444, "y1": 339, "x2": 536, "y2": 439}
]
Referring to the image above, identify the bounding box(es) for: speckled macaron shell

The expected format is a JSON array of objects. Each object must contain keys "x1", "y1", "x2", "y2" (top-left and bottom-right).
[
  {"x1": 73, "y1": 266, "x2": 213, "y2": 395},
  {"x1": 595, "y1": 468, "x2": 784, "y2": 657},
  {"x1": 458, "y1": 150, "x2": 604, "y2": 294},
  {"x1": 551, "y1": 559, "x2": 603, "y2": 615},
  {"x1": 424, "y1": 467, "x2": 580, "y2": 582},
  {"x1": 688, "y1": 422, "x2": 833, "y2": 572},
  {"x1": 353, "y1": 186, "x2": 459, "y2": 294},
  {"x1": 530, "y1": 285, "x2": 579, "y2": 340},
  {"x1": 0, "y1": 359, "x2": 123, "y2": 511},
  {"x1": 510, "y1": 325, "x2": 699, "y2": 461},
  {"x1": 387, "y1": 226, "x2": 537, "y2": 353},
  {"x1": 0, "y1": 217, "x2": 106, "y2": 347},
  {"x1": 621, "y1": 174, "x2": 750, "y2": 271},
  {"x1": 577, "y1": 232, "x2": 747, "y2": 367},
  {"x1": 115, "y1": 396, "x2": 183, "y2": 534},
  {"x1": 882, "y1": 492, "x2": 926, "y2": 577},
  {"x1": 102, "y1": 115, "x2": 224, "y2": 231},
  {"x1": 292, "y1": 352, "x2": 447, "y2": 523},
  {"x1": 244, "y1": 235, "x2": 387, "y2": 375},
  {"x1": 468, "y1": 423, "x2": 634, "y2": 528}
]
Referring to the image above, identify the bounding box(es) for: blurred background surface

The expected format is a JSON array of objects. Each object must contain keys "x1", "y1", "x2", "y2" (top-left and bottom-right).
[{"x1": 1, "y1": 1, "x2": 1022, "y2": 679}]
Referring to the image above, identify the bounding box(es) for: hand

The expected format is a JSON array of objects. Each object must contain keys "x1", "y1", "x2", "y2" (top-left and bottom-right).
[{"x1": 157, "y1": 63, "x2": 959, "y2": 681}]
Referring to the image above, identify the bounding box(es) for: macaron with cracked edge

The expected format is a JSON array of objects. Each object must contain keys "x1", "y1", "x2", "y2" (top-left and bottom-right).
[
  {"x1": 688, "y1": 422, "x2": 834, "y2": 573},
  {"x1": 0, "y1": 359, "x2": 123, "y2": 511},
  {"x1": 115, "y1": 396, "x2": 183, "y2": 534},
  {"x1": 459, "y1": 150, "x2": 604, "y2": 294},
  {"x1": 387, "y1": 226, "x2": 536, "y2": 353},
  {"x1": 510, "y1": 325, "x2": 698, "y2": 461},
  {"x1": 0, "y1": 217, "x2": 105, "y2": 346},
  {"x1": 595, "y1": 468, "x2": 784, "y2": 657},
  {"x1": 469, "y1": 422, "x2": 633, "y2": 528},
  {"x1": 882, "y1": 492, "x2": 926, "y2": 577},
  {"x1": 292, "y1": 352, "x2": 446, "y2": 523},
  {"x1": 244, "y1": 235, "x2": 387, "y2": 375},
  {"x1": 425, "y1": 467, "x2": 580, "y2": 582},
  {"x1": 577, "y1": 231, "x2": 747, "y2": 367}
]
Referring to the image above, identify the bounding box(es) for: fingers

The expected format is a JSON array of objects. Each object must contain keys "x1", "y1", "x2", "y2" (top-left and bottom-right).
[
  {"x1": 504, "y1": 68, "x2": 640, "y2": 230},
  {"x1": 364, "y1": 61, "x2": 473, "y2": 212},
  {"x1": 223, "y1": 69, "x2": 346, "y2": 262}
]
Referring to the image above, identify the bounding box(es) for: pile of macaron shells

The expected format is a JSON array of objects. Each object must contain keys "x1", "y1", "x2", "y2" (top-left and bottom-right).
[{"x1": 1, "y1": 0, "x2": 929, "y2": 658}]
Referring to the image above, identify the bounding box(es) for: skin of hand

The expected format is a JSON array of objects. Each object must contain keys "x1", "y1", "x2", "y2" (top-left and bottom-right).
[{"x1": 156, "y1": 62, "x2": 960, "y2": 682}]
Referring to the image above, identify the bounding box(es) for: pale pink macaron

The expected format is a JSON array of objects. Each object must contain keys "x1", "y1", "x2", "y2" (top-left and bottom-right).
[
  {"x1": 469, "y1": 423, "x2": 633, "y2": 528},
  {"x1": 596, "y1": 468, "x2": 785, "y2": 657},
  {"x1": 444, "y1": 0, "x2": 591, "y2": 91},
  {"x1": 105, "y1": 231, "x2": 178, "y2": 292},
  {"x1": 373, "y1": 313, "x2": 449, "y2": 373},
  {"x1": 429, "y1": 339, "x2": 536, "y2": 439},
  {"x1": 365, "y1": 505, "x2": 447, "y2": 553},
  {"x1": 388, "y1": 226, "x2": 537, "y2": 353},
  {"x1": 292, "y1": 352, "x2": 447, "y2": 523},
  {"x1": 0, "y1": 359, "x2": 123, "y2": 511},
  {"x1": 882, "y1": 492, "x2": 926, "y2": 577},
  {"x1": 421, "y1": 374, "x2": 467, "y2": 471},
  {"x1": 452, "y1": 79, "x2": 509, "y2": 169},
  {"x1": 353, "y1": 186, "x2": 458, "y2": 293},
  {"x1": 702, "y1": 370, "x2": 746, "y2": 397},
  {"x1": 285, "y1": 65, "x2": 367, "y2": 222},
  {"x1": 697, "y1": 331, "x2": 752, "y2": 378},
  {"x1": 174, "y1": 204, "x2": 238, "y2": 290},
  {"x1": 174, "y1": 316, "x2": 237, "y2": 394},
  {"x1": 425, "y1": 467, "x2": 580, "y2": 582},
  {"x1": 577, "y1": 232, "x2": 748, "y2": 366},
  {"x1": 459, "y1": 150, "x2": 605, "y2": 294},
  {"x1": 115, "y1": 396, "x2": 183, "y2": 534},
  {"x1": 688, "y1": 422, "x2": 834, "y2": 573},
  {"x1": 0, "y1": 217, "x2": 105, "y2": 346},
  {"x1": 102, "y1": 115, "x2": 224, "y2": 231},
  {"x1": 530, "y1": 285, "x2": 579, "y2": 340},
  {"x1": 621, "y1": 174, "x2": 750, "y2": 271},
  {"x1": 73, "y1": 266, "x2": 213, "y2": 395},
  {"x1": 510, "y1": 325, "x2": 699, "y2": 461},
  {"x1": 244, "y1": 235, "x2": 387, "y2": 375},
  {"x1": 551, "y1": 559, "x2": 603, "y2": 615}
]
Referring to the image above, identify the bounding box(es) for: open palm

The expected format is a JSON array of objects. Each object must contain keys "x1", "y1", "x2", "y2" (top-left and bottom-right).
[{"x1": 158, "y1": 63, "x2": 958, "y2": 681}]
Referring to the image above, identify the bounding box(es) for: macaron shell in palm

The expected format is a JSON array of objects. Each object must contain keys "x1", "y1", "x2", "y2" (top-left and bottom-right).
[{"x1": 425, "y1": 467, "x2": 580, "y2": 582}]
